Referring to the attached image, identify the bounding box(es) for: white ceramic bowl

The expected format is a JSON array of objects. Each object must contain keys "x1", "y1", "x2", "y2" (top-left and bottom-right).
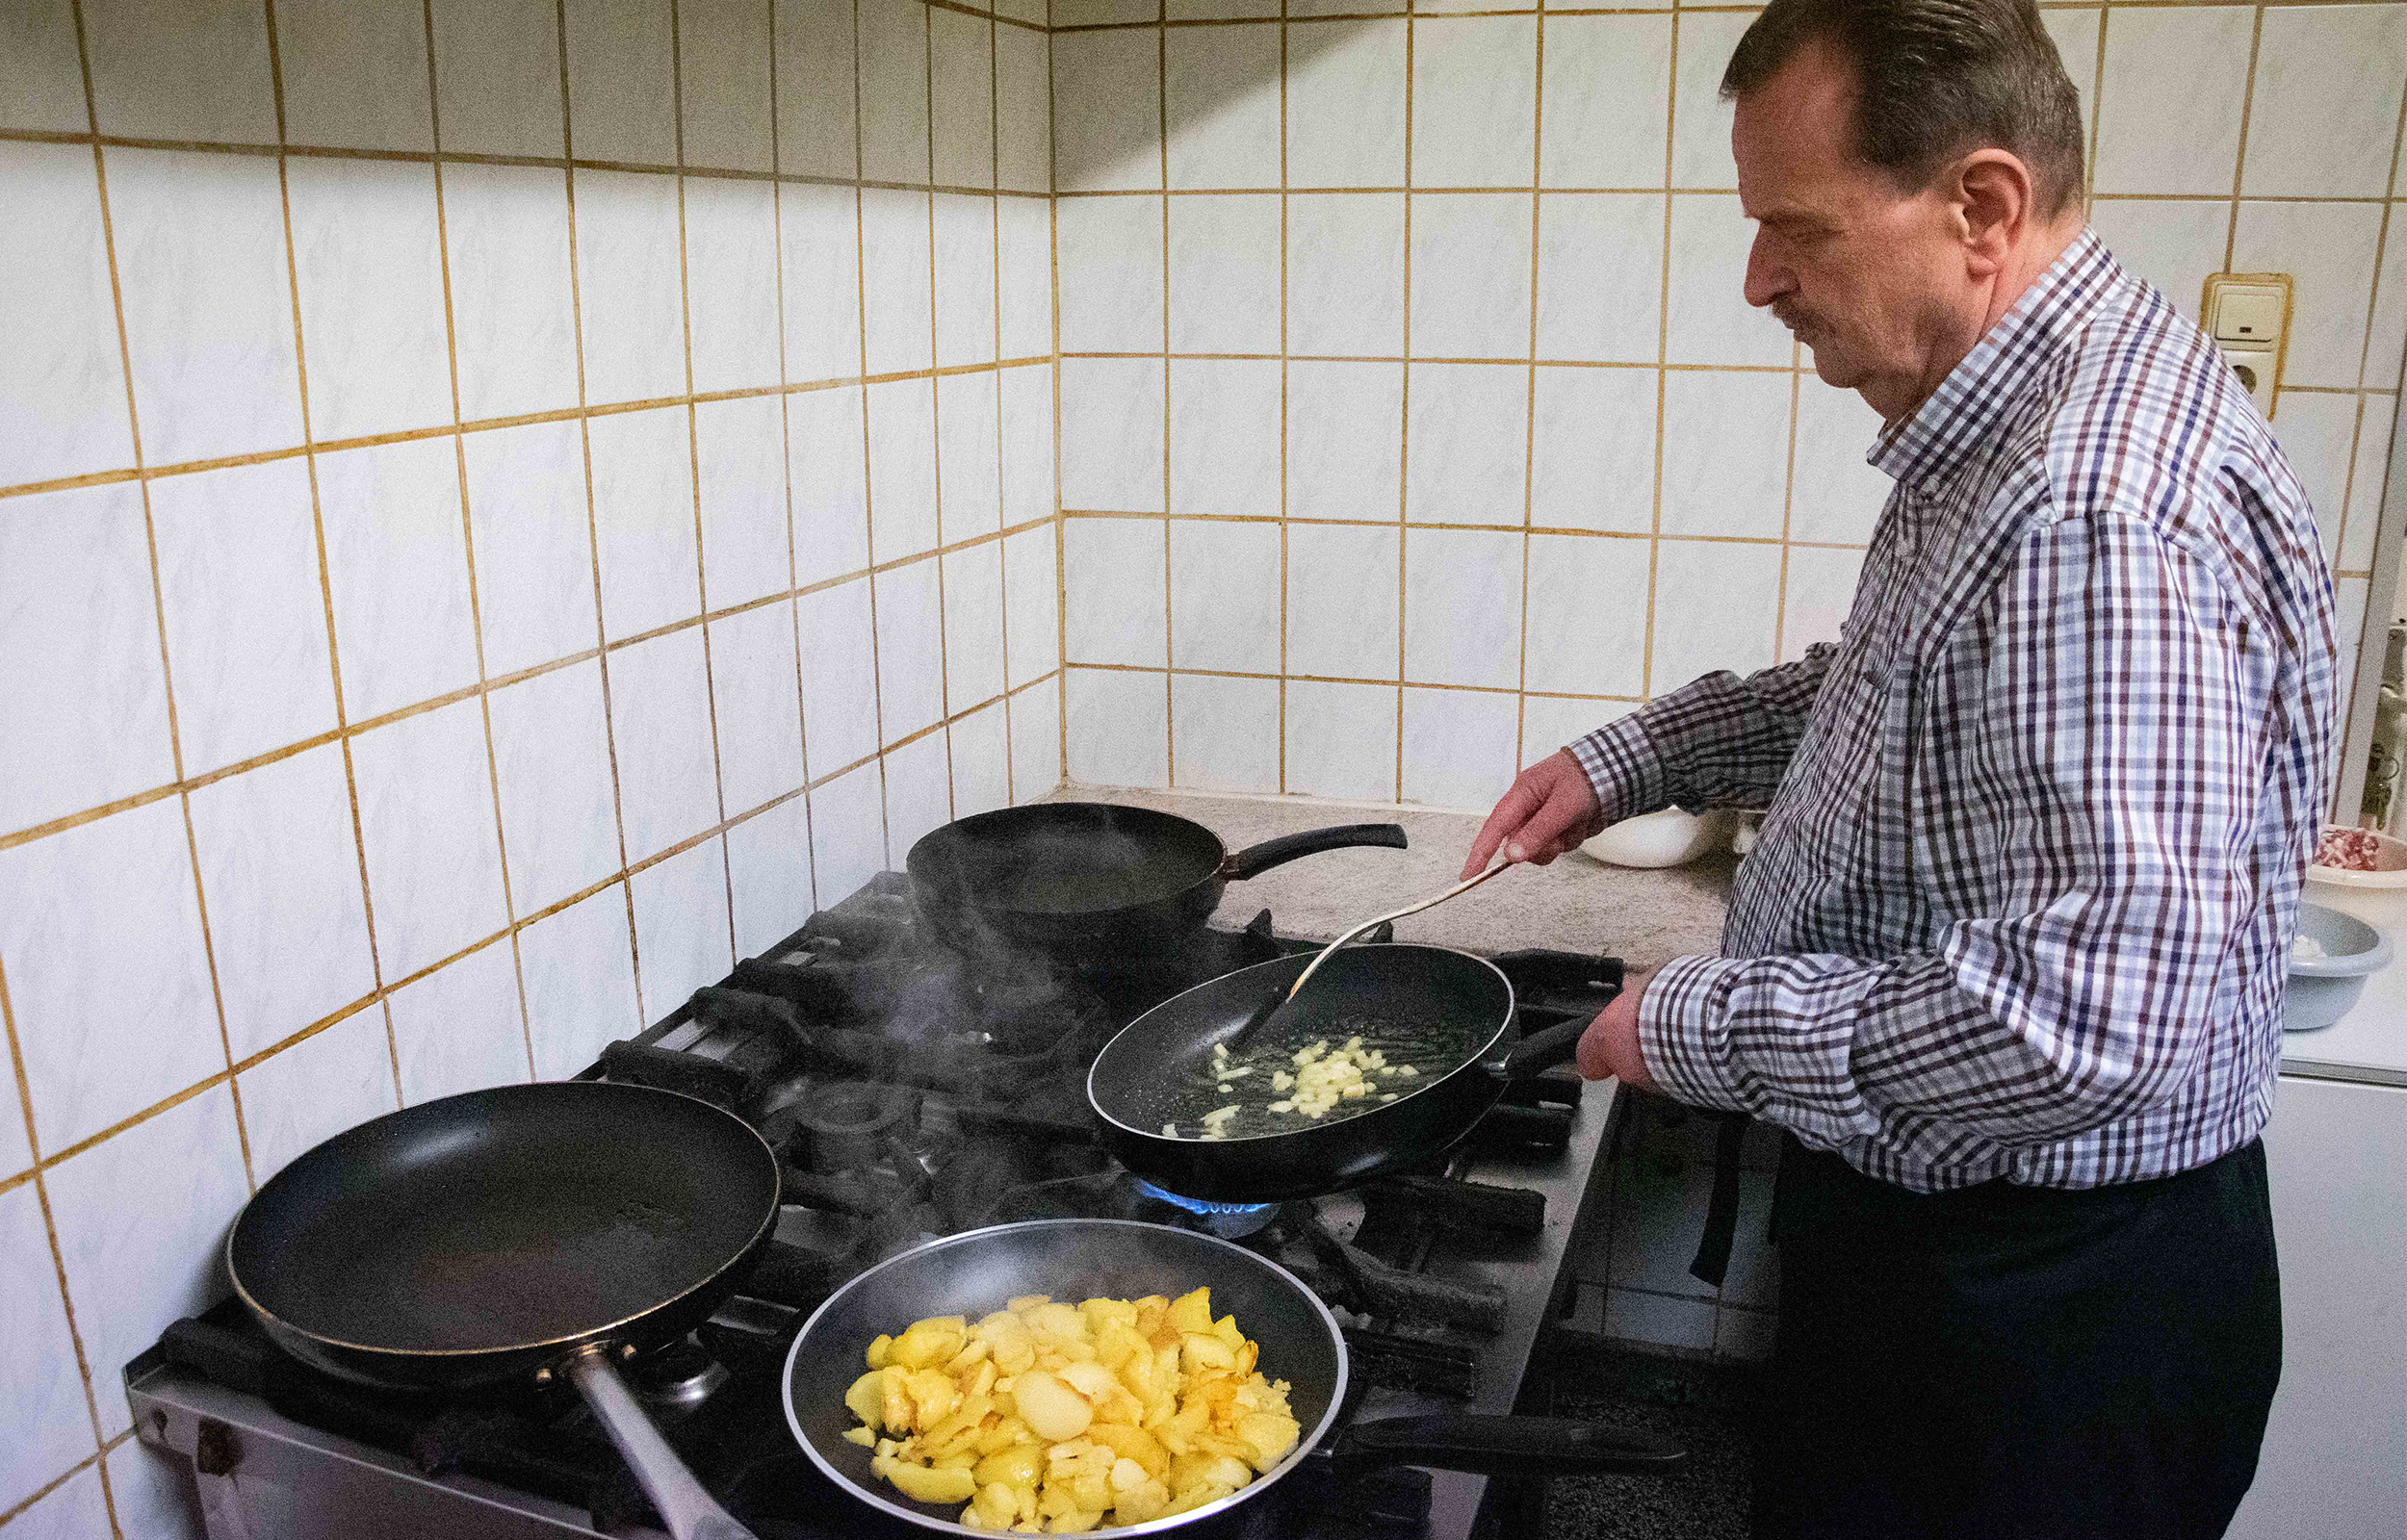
[
  {"x1": 1583, "y1": 808, "x2": 1730, "y2": 869},
  {"x1": 2286, "y1": 901, "x2": 2394, "y2": 1032}
]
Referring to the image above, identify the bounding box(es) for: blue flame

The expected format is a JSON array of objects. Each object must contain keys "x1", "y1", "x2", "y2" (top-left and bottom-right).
[{"x1": 1131, "y1": 1177, "x2": 1273, "y2": 1218}]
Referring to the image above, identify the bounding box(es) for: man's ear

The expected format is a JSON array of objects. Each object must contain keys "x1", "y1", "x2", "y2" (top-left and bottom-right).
[{"x1": 1951, "y1": 149, "x2": 2035, "y2": 278}]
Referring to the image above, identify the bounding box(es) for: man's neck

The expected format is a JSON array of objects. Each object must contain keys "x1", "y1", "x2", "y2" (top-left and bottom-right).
[{"x1": 1876, "y1": 217, "x2": 2086, "y2": 425}]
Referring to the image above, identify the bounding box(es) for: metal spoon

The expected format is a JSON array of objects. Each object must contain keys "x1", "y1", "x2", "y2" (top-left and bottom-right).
[{"x1": 1221, "y1": 859, "x2": 1517, "y2": 1053}]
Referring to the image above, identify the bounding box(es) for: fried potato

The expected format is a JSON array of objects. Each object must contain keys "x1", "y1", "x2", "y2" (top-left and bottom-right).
[{"x1": 841, "y1": 1289, "x2": 1301, "y2": 1532}]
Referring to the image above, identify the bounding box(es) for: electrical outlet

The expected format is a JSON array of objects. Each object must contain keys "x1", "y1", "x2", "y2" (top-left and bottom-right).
[{"x1": 2200, "y1": 272, "x2": 2291, "y2": 418}]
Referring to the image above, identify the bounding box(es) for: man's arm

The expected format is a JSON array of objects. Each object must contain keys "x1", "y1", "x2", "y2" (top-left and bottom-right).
[
  {"x1": 1462, "y1": 649, "x2": 1840, "y2": 879},
  {"x1": 1631, "y1": 516, "x2": 2285, "y2": 1156}
]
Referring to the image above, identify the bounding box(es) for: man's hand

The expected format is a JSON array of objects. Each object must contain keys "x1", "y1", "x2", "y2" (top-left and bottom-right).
[
  {"x1": 1576, "y1": 966, "x2": 1658, "y2": 1090},
  {"x1": 1460, "y1": 750, "x2": 1604, "y2": 879}
]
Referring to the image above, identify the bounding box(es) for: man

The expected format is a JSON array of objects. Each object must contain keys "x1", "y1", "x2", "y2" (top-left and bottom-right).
[{"x1": 1463, "y1": 0, "x2": 2337, "y2": 1535}]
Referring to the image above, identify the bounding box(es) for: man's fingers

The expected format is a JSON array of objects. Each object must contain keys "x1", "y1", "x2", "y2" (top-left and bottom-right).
[
  {"x1": 1462, "y1": 779, "x2": 1542, "y2": 878},
  {"x1": 1505, "y1": 783, "x2": 1594, "y2": 865}
]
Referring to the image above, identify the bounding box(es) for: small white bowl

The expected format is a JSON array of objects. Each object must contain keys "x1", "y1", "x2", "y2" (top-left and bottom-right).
[
  {"x1": 1583, "y1": 808, "x2": 1731, "y2": 869},
  {"x1": 2286, "y1": 901, "x2": 2394, "y2": 1032}
]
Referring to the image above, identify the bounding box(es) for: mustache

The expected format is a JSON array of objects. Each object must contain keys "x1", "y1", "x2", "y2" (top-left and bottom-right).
[{"x1": 1771, "y1": 303, "x2": 1815, "y2": 334}]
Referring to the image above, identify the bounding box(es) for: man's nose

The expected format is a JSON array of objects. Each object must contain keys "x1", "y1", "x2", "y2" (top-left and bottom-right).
[{"x1": 1743, "y1": 230, "x2": 1790, "y2": 309}]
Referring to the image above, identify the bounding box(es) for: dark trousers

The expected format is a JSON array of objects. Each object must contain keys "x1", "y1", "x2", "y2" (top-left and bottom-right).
[{"x1": 1753, "y1": 1138, "x2": 2282, "y2": 1540}]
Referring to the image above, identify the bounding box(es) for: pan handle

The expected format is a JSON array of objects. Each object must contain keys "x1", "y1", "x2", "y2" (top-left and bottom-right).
[
  {"x1": 564, "y1": 1348, "x2": 762, "y2": 1540},
  {"x1": 1499, "y1": 1016, "x2": 1591, "y2": 1080},
  {"x1": 1219, "y1": 823, "x2": 1408, "y2": 882},
  {"x1": 1333, "y1": 1413, "x2": 1686, "y2": 1478}
]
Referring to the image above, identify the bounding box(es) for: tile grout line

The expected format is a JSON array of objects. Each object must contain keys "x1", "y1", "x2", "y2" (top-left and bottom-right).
[
  {"x1": 765, "y1": 0, "x2": 826, "y2": 915},
  {"x1": 554, "y1": 0, "x2": 652, "y2": 1026},
  {"x1": 1159, "y1": 5, "x2": 1177, "y2": 789},
  {"x1": 1643, "y1": 7, "x2": 1679, "y2": 702},
  {"x1": 1397, "y1": 0, "x2": 1416, "y2": 804},
  {"x1": 2219, "y1": 4, "x2": 2266, "y2": 275},
  {"x1": 420, "y1": 0, "x2": 541, "y2": 1085},
  {"x1": 1277, "y1": 0, "x2": 1290, "y2": 796},
  {"x1": 1771, "y1": 358, "x2": 1801, "y2": 663},
  {"x1": 0, "y1": 352, "x2": 1904, "y2": 504},
  {"x1": 667, "y1": 0, "x2": 744, "y2": 983},
  {"x1": 922, "y1": 0, "x2": 963, "y2": 833},
  {"x1": 989, "y1": 0, "x2": 1017, "y2": 809},
  {"x1": 255, "y1": 0, "x2": 413, "y2": 1131},
  {"x1": 1049, "y1": 0, "x2": 1070, "y2": 790},
  {"x1": 0, "y1": 357, "x2": 1062, "y2": 504},
  {"x1": 0, "y1": 945, "x2": 116, "y2": 1531},
  {"x1": 1517, "y1": 8, "x2": 1545, "y2": 771},
  {"x1": 64, "y1": 38, "x2": 262, "y2": 1469},
  {"x1": 849, "y1": 0, "x2": 898, "y2": 868},
  {"x1": 63, "y1": 1, "x2": 188, "y2": 1528}
]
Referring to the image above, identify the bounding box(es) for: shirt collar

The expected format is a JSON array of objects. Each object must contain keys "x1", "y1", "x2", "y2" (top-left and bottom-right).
[{"x1": 1869, "y1": 227, "x2": 2121, "y2": 489}]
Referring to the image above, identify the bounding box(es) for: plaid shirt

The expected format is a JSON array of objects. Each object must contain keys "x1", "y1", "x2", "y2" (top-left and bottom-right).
[{"x1": 1571, "y1": 231, "x2": 2338, "y2": 1193}]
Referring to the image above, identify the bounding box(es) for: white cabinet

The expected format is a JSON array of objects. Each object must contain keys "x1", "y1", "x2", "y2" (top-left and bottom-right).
[{"x1": 2226, "y1": 1075, "x2": 2407, "y2": 1540}]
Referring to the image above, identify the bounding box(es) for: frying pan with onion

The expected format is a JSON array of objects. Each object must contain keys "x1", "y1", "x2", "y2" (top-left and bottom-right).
[{"x1": 1087, "y1": 946, "x2": 1591, "y2": 1204}]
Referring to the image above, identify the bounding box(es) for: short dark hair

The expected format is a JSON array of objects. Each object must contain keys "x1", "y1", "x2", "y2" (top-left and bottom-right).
[{"x1": 1721, "y1": 0, "x2": 2086, "y2": 219}]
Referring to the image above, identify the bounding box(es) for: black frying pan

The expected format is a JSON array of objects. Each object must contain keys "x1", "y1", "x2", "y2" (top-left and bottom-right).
[
  {"x1": 781, "y1": 1219, "x2": 1681, "y2": 1537},
  {"x1": 226, "y1": 1082, "x2": 782, "y2": 1540},
  {"x1": 906, "y1": 804, "x2": 1408, "y2": 967},
  {"x1": 1087, "y1": 947, "x2": 1591, "y2": 1203}
]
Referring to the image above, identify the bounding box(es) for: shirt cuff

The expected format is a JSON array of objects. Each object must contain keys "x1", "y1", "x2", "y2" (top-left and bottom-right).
[
  {"x1": 1635, "y1": 953, "x2": 1751, "y2": 1113},
  {"x1": 1565, "y1": 713, "x2": 1669, "y2": 826}
]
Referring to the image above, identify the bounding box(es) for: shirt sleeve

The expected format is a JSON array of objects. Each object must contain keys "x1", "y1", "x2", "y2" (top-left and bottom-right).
[
  {"x1": 1566, "y1": 648, "x2": 1837, "y2": 824},
  {"x1": 1638, "y1": 514, "x2": 2281, "y2": 1155}
]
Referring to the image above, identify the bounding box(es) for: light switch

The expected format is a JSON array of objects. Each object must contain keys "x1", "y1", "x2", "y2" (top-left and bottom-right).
[{"x1": 2212, "y1": 288, "x2": 2282, "y2": 344}]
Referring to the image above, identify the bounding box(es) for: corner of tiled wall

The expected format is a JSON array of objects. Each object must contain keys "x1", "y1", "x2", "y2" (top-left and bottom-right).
[
  {"x1": 0, "y1": 0, "x2": 1059, "y2": 1532},
  {"x1": 1048, "y1": 0, "x2": 2407, "y2": 814}
]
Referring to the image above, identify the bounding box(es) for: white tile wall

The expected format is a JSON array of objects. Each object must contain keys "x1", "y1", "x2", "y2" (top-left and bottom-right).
[
  {"x1": 1168, "y1": 194, "x2": 1281, "y2": 353},
  {"x1": 1050, "y1": 0, "x2": 2407, "y2": 840},
  {"x1": 13, "y1": 0, "x2": 2407, "y2": 1513},
  {"x1": 1171, "y1": 673, "x2": 1281, "y2": 793},
  {"x1": 628, "y1": 836, "x2": 735, "y2": 1019},
  {"x1": 186, "y1": 743, "x2": 376, "y2": 1062},
  {"x1": 1169, "y1": 359, "x2": 1281, "y2": 518},
  {"x1": 386, "y1": 938, "x2": 530, "y2": 1105},
  {"x1": 0, "y1": 10, "x2": 1065, "y2": 1531},
  {"x1": 2094, "y1": 6, "x2": 2255, "y2": 197},
  {"x1": 0, "y1": 143, "x2": 133, "y2": 489},
  {"x1": 236, "y1": 1008, "x2": 398, "y2": 1184},
  {"x1": 1166, "y1": 24, "x2": 1281, "y2": 190},
  {"x1": 0, "y1": 484, "x2": 174, "y2": 834},
  {"x1": 724, "y1": 788, "x2": 815, "y2": 955}
]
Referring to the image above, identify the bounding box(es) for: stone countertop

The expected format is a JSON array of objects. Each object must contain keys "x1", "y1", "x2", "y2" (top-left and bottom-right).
[{"x1": 1049, "y1": 787, "x2": 1734, "y2": 971}]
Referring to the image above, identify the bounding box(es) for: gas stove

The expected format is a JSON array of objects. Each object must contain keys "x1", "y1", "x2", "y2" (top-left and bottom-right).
[{"x1": 126, "y1": 873, "x2": 1626, "y2": 1540}]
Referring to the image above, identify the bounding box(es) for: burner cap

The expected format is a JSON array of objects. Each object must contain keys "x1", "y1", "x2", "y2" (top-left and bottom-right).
[
  {"x1": 791, "y1": 1081, "x2": 919, "y2": 1171},
  {"x1": 628, "y1": 1338, "x2": 726, "y2": 1415}
]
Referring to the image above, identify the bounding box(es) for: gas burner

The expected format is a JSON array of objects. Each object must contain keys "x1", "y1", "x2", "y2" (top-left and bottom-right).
[
  {"x1": 789, "y1": 1081, "x2": 918, "y2": 1171},
  {"x1": 629, "y1": 1338, "x2": 727, "y2": 1418},
  {"x1": 1130, "y1": 1176, "x2": 1280, "y2": 1238}
]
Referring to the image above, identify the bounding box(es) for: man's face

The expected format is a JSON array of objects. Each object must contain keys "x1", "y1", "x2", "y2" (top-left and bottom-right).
[{"x1": 1731, "y1": 40, "x2": 1974, "y2": 418}]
